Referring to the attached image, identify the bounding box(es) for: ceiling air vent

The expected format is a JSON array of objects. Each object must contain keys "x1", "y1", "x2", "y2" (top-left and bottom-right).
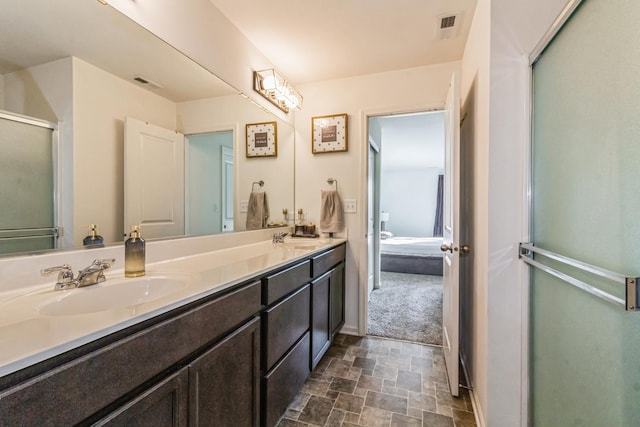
[
  {"x1": 133, "y1": 75, "x2": 163, "y2": 90},
  {"x1": 436, "y1": 13, "x2": 461, "y2": 40},
  {"x1": 441, "y1": 15, "x2": 456, "y2": 29}
]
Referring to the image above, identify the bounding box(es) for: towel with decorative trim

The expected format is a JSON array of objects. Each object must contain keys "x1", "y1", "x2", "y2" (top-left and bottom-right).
[
  {"x1": 246, "y1": 191, "x2": 269, "y2": 230},
  {"x1": 320, "y1": 190, "x2": 344, "y2": 233}
]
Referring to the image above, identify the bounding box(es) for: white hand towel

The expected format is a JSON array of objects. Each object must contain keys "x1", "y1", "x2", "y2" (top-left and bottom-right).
[
  {"x1": 246, "y1": 191, "x2": 269, "y2": 230},
  {"x1": 320, "y1": 190, "x2": 344, "y2": 233}
]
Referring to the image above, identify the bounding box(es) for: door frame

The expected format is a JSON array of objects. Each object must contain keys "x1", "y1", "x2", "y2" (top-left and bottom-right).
[
  {"x1": 358, "y1": 104, "x2": 445, "y2": 337},
  {"x1": 367, "y1": 138, "x2": 381, "y2": 294}
]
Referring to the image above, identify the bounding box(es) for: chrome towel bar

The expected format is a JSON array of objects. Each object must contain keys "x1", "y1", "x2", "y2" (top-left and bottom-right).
[
  {"x1": 251, "y1": 180, "x2": 264, "y2": 191},
  {"x1": 519, "y1": 243, "x2": 639, "y2": 311},
  {"x1": 0, "y1": 227, "x2": 60, "y2": 240}
]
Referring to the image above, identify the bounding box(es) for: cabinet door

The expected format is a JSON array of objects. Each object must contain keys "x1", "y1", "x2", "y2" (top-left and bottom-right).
[
  {"x1": 330, "y1": 262, "x2": 345, "y2": 338},
  {"x1": 311, "y1": 272, "x2": 331, "y2": 370},
  {"x1": 92, "y1": 368, "x2": 188, "y2": 426},
  {"x1": 189, "y1": 317, "x2": 260, "y2": 427}
]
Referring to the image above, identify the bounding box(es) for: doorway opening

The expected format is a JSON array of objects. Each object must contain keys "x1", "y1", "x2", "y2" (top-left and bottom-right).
[
  {"x1": 366, "y1": 110, "x2": 445, "y2": 346},
  {"x1": 185, "y1": 130, "x2": 234, "y2": 235}
]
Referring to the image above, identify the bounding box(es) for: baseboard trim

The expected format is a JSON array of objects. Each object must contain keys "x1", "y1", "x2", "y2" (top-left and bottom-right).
[
  {"x1": 338, "y1": 325, "x2": 360, "y2": 336},
  {"x1": 468, "y1": 387, "x2": 485, "y2": 427}
]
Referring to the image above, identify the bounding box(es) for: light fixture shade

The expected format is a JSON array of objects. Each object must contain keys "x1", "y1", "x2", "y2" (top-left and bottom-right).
[{"x1": 254, "y1": 69, "x2": 302, "y2": 114}]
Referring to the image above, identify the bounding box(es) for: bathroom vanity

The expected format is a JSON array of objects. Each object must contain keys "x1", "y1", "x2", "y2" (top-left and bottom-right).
[{"x1": 0, "y1": 238, "x2": 346, "y2": 426}]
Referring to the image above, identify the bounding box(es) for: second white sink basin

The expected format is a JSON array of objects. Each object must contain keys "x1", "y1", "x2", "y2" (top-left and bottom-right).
[
  {"x1": 37, "y1": 275, "x2": 188, "y2": 316},
  {"x1": 284, "y1": 238, "x2": 331, "y2": 248}
]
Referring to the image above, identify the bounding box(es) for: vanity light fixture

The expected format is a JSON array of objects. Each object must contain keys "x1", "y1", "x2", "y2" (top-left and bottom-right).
[{"x1": 253, "y1": 69, "x2": 302, "y2": 114}]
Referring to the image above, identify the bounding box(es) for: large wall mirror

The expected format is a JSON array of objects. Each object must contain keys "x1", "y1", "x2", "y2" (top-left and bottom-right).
[{"x1": 0, "y1": 0, "x2": 294, "y2": 256}]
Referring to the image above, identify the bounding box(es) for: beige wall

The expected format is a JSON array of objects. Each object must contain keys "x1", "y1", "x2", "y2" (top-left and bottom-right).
[{"x1": 295, "y1": 62, "x2": 460, "y2": 333}]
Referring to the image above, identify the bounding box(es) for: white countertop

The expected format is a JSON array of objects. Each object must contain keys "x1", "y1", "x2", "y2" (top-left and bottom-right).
[{"x1": 0, "y1": 237, "x2": 345, "y2": 378}]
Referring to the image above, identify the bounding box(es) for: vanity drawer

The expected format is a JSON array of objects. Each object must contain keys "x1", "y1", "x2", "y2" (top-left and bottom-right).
[
  {"x1": 263, "y1": 259, "x2": 311, "y2": 305},
  {"x1": 311, "y1": 244, "x2": 346, "y2": 278},
  {"x1": 263, "y1": 332, "x2": 310, "y2": 427},
  {"x1": 263, "y1": 283, "x2": 310, "y2": 370},
  {"x1": 0, "y1": 281, "x2": 262, "y2": 426}
]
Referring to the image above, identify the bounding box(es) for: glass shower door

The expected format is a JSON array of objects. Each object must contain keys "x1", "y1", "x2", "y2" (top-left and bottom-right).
[
  {"x1": 530, "y1": 0, "x2": 640, "y2": 425},
  {"x1": 0, "y1": 114, "x2": 56, "y2": 254}
]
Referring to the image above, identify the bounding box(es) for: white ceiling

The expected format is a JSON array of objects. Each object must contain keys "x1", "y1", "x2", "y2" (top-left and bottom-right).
[
  {"x1": 210, "y1": 0, "x2": 477, "y2": 84},
  {"x1": 0, "y1": 0, "x2": 236, "y2": 102}
]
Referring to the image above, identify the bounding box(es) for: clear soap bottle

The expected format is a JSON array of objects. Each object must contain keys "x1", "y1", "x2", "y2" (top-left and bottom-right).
[
  {"x1": 125, "y1": 225, "x2": 145, "y2": 277},
  {"x1": 83, "y1": 224, "x2": 104, "y2": 248}
]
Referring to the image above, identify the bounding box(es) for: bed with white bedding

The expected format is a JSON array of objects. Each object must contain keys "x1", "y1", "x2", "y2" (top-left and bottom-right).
[{"x1": 380, "y1": 236, "x2": 443, "y2": 275}]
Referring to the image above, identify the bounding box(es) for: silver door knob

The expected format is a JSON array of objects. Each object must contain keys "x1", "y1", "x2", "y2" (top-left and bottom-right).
[
  {"x1": 440, "y1": 243, "x2": 454, "y2": 253},
  {"x1": 440, "y1": 243, "x2": 471, "y2": 255}
]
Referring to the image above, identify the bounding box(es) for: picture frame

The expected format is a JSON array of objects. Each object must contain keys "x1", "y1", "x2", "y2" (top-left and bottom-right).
[
  {"x1": 246, "y1": 121, "x2": 278, "y2": 157},
  {"x1": 312, "y1": 113, "x2": 348, "y2": 154}
]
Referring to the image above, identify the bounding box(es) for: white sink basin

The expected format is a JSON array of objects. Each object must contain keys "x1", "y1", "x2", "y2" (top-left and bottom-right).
[
  {"x1": 284, "y1": 238, "x2": 331, "y2": 248},
  {"x1": 37, "y1": 275, "x2": 188, "y2": 316}
]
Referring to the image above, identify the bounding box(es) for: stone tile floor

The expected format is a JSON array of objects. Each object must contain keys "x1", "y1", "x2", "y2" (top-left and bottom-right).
[{"x1": 277, "y1": 334, "x2": 477, "y2": 427}]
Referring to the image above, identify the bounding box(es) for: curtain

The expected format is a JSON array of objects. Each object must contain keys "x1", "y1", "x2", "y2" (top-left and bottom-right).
[{"x1": 432, "y1": 174, "x2": 444, "y2": 237}]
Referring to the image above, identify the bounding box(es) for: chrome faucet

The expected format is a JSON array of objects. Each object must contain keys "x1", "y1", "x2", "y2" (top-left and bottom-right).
[
  {"x1": 272, "y1": 232, "x2": 288, "y2": 244},
  {"x1": 76, "y1": 259, "x2": 115, "y2": 287},
  {"x1": 41, "y1": 259, "x2": 115, "y2": 290}
]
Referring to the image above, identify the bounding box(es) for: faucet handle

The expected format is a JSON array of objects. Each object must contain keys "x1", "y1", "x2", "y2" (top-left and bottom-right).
[
  {"x1": 92, "y1": 258, "x2": 115, "y2": 270},
  {"x1": 272, "y1": 232, "x2": 288, "y2": 243},
  {"x1": 41, "y1": 264, "x2": 76, "y2": 290}
]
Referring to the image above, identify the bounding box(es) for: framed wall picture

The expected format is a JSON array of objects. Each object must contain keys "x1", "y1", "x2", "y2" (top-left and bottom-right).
[
  {"x1": 312, "y1": 113, "x2": 348, "y2": 154},
  {"x1": 246, "y1": 121, "x2": 278, "y2": 157}
]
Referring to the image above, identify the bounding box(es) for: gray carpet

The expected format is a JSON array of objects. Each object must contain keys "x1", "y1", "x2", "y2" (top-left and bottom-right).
[{"x1": 367, "y1": 271, "x2": 443, "y2": 346}]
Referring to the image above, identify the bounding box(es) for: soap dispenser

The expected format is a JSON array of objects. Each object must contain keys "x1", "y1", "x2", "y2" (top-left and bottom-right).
[
  {"x1": 83, "y1": 224, "x2": 104, "y2": 248},
  {"x1": 125, "y1": 225, "x2": 145, "y2": 277}
]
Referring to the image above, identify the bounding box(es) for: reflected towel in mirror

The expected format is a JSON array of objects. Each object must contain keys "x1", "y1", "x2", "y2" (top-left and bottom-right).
[
  {"x1": 246, "y1": 191, "x2": 269, "y2": 230},
  {"x1": 320, "y1": 190, "x2": 344, "y2": 233}
]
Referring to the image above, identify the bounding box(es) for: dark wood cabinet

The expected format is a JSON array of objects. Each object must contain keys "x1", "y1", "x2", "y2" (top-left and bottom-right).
[
  {"x1": 262, "y1": 333, "x2": 310, "y2": 427},
  {"x1": 0, "y1": 281, "x2": 261, "y2": 426},
  {"x1": 189, "y1": 317, "x2": 260, "y2": 427},
  {"x1": 263, "y1": 284, "x2": 310, "y2": 370},
  {"x1": 308, "y1": 240, "x2": 347, "y2": 367},
  {"x1": 93, "y1": 368, "x2": 189, "y2": 427},
  {"x1": 330, "y1": 262, "x2": 345, "y2": 338},
  {"x1": 311, "y1": 271, "x2": 331, "y2": 370},
  {"x1": 263, "y1": 260, "x2": 311, "y2": 305}
]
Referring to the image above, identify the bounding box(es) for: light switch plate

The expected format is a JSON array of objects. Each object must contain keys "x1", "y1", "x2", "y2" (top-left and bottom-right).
[
  {"x1": 344, "y1": 199, "x2": 357, "y2": 213},
  {"x1": 240, "y1": 200, "x2": 248, "y2": 213}
]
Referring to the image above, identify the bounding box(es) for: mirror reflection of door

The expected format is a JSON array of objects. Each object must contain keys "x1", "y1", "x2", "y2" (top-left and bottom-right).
[
  {"x1": 124, "y1": 117, "x2": 185, "y2": 240},
  {"x1": 186, "y1": 131, "x2": 234, "y2": 236},
  {"x1": 125, "y1": 119, "x2": 234, "y2": 239}
]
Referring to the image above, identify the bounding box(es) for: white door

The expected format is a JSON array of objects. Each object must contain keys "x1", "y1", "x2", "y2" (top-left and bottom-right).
[
  {"x1": 124, "y1": 117, "x2": 185, "y2": 239},
  {"x1": 221, "y1": 146, "x2": 234, "y2": 232},
  {"x1": 441, "y1": 72, "x2": 461, "y2": 396}
]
